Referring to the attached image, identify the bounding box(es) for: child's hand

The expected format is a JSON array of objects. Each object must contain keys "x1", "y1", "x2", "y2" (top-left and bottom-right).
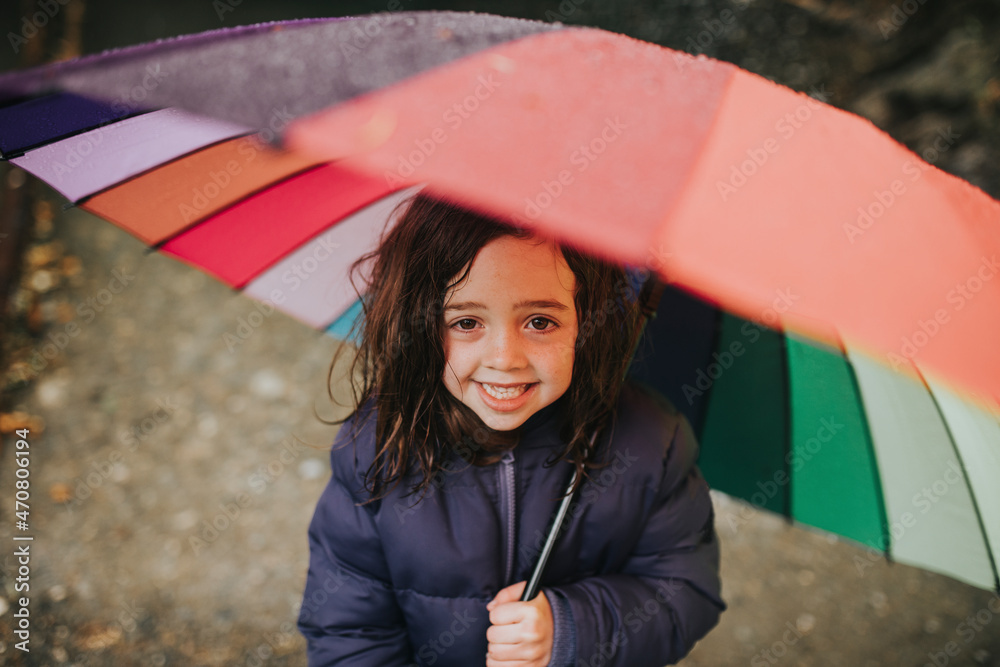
[{"x1": 485, "y1": 581, "x2": 553, "y2": 666}]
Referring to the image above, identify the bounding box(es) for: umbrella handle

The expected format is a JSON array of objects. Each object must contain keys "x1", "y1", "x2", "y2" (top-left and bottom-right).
[
  {"x1": 520, "y1": 429, "x2": 597, "y2": 602},
  {"x1": 520, "y1": 467, "x2": 580, "y2": 602}
]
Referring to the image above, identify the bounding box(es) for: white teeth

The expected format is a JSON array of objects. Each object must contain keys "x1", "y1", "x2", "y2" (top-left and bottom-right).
[{"x1": 481, "y1": 383, "x2": 529, "y2": 400}]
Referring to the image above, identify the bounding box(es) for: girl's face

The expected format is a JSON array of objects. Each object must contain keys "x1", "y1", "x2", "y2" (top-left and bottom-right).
[{"x1": 442, "y1": 235, "x2": 578, "y2": 432}]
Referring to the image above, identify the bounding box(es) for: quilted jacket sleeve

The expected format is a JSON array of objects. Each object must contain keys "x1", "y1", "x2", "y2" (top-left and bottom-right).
[
  {"x1": 545, "y1": 400, "x2": 725, "y2": 666},
  {"x1": 297, "y1": 411, "x2": 414, "y2": 666}
]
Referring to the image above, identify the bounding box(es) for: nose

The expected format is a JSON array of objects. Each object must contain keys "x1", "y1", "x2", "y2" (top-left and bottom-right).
[{"x1": 484, "y1": 325, "x2": 528, "y2": 371}]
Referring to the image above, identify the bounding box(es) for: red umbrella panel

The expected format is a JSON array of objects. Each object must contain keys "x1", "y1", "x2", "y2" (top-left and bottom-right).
[{"x1": 280, "y1": 26, "x2": 1000, "y2": 413}]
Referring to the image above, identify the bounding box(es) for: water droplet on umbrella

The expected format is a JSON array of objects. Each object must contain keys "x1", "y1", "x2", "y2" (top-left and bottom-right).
[
  {"x1": 489, "y1": 54, "x2": 516, "y2": 73},
  {"x1": 356, "y1": 108, "x2": 397, "y2": 151}
]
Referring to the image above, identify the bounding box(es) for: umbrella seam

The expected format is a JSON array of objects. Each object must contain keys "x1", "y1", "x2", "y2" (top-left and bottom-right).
[
  {"x1": 837, "y1": 337, "x2": 893, "y2": 563},
  {"x1": 779, "y1": 328, "x2": 792, "y2": 522},
  {"x1": 78, "y1": 131, "x2": 260, "y2": 214},
  {"x1": 917, "y1": 365, "x2": 1000, "y2": 594},
  {"x1": 692, "y1": 306, "x2": 726, "y2": 439},
  {"x1": 0, "y1": 106, "x2": 157, "y2": 161},
  {"x1": 144, "y1": 160, "x2": 326, "y2": 255},
  {"x1": 649, "y1": 62, "x2": 738, "y2": 282}
]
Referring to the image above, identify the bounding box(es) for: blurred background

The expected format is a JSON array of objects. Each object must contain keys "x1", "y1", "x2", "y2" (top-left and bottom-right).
[{"x1": 1, "y1": 0, "x2": 999, "y2": 665}]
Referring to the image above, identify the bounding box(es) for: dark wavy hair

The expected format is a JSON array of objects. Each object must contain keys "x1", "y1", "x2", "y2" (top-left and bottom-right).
[{"x1": 327, "y1": 190, "x2": 644, "y2": 503}]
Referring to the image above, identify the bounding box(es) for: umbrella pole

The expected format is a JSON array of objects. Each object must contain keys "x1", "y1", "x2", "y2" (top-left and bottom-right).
[
  {"x1": 519, "y1": 459, "x2": 583, "y2": 602},
  {"x1": 520, "y1": 275, "x2": 666, "y2": 602}
]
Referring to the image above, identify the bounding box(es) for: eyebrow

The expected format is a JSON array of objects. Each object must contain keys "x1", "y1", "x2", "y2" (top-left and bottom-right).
[{"x1": 444, "y1": 299, "x2": 570, "y2": 312}]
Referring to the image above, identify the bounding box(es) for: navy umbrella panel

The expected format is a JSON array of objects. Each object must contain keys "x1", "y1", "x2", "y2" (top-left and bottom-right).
[{"x1": 0, "y1": 91, "x2": 140, "y2": 157}]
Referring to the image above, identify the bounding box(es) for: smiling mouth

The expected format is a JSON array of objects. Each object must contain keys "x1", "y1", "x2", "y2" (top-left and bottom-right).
[{"x1": 479, "y1": 382, "x2": 533, "y2": 400}]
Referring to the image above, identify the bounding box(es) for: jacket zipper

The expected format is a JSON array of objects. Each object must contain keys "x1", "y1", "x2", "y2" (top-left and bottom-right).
[{"x1": 498, "y1": 450, "x2": 516, "y2": 586}]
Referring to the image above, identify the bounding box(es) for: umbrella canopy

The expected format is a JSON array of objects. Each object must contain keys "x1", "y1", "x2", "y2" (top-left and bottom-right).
[{"x1": 1, "y1": 11, "x2": 998, "y2": 592}]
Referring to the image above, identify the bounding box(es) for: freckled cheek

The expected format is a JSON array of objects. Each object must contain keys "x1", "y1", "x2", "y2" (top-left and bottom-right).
[{"x1": 537, "y1": 339, "x2": 576, "y2": 381}]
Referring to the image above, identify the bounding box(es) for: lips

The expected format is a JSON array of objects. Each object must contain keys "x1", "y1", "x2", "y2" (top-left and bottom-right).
[{"x1": 475, "y1": 381, "x2": 537, "y2": 412}]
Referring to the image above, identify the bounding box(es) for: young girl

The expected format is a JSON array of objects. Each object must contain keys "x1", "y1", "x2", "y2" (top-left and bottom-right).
[{"x1": 297, "y1": 192, "x2": 725, "y2": 666}]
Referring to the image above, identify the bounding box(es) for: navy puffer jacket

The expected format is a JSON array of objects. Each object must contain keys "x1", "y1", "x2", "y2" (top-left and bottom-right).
[{"x1": 298, "y1": 381, "x2": 725, "y2": 665}]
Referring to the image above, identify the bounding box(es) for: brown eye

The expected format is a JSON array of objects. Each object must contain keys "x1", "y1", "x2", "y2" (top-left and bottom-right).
[
  {"x1": 529, "y1": 317, "x2": 554, "y2": 331},
  {"x1": 456, "y1": 319, "x2": 477, "y2": 330}
]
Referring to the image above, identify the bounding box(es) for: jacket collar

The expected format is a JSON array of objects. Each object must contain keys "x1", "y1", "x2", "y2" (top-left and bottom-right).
[{"x1": 516, "y1": 394, "x2": 568, "y2": 445}]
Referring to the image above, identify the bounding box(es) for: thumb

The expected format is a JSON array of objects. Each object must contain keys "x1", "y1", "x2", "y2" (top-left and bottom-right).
[{"x1": 487, "y1": 580, "x2": 527, "y2": 611}]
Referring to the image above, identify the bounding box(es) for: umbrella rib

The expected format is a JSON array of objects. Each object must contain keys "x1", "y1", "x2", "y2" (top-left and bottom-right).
[
  {"x1": 692, "y1": 306, "x2": 726, "y2": 439},
  {"x1": 778, "y1": 328, "x2": 792, "y2": 521},
  {"x1": 917, "y1": 365, "x2": 1000, "y2": 594},
  {"x1": 835, "y1": 333, "x2": 893, "y2": 563}
]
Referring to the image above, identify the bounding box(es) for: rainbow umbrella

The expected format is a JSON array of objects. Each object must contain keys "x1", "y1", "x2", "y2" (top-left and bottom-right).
[{"x1": 1, "y1": 12, "x2": 999, "y2": 593}]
